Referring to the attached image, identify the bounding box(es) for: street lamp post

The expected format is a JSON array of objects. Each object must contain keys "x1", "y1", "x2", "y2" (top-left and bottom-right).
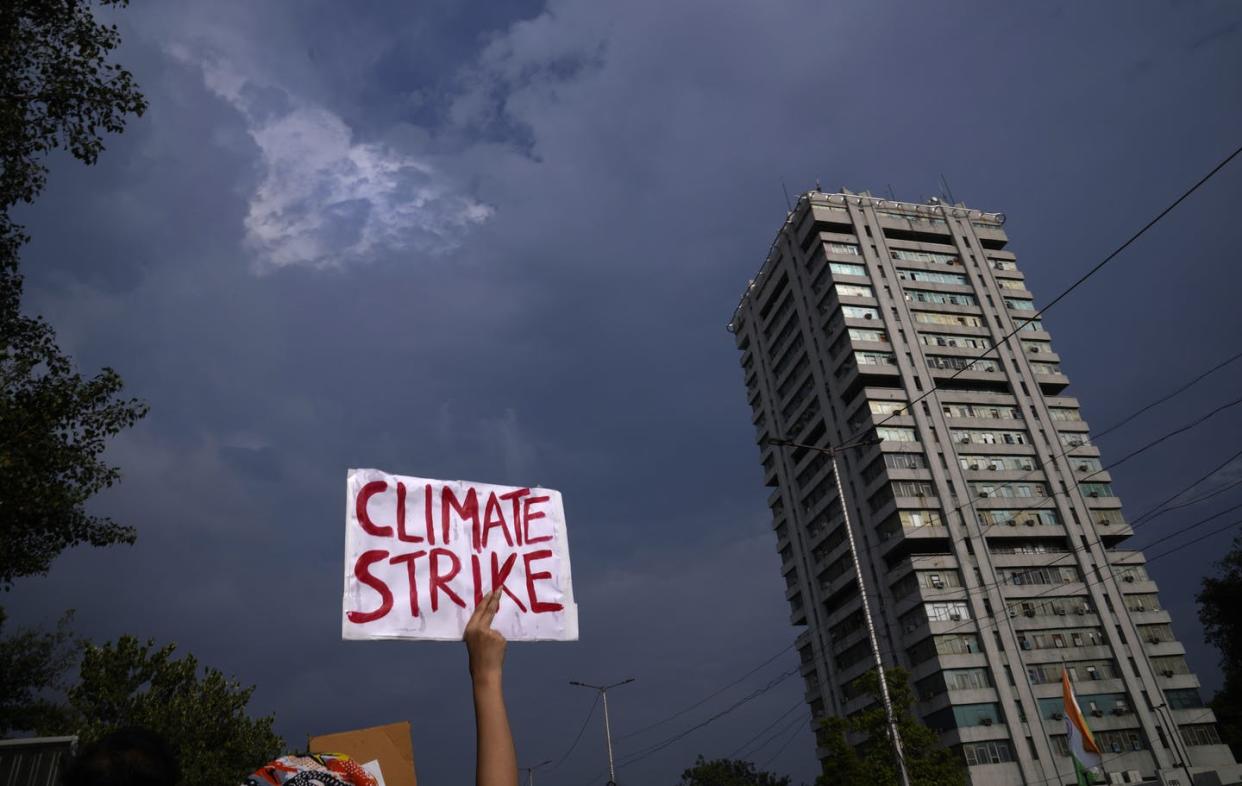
[
  {"x1": 569, "y1": 677, "x2": 635, "y2": 784},
  {"x1": 767, "y1": 436, "x2": 911, "y2": 786}
]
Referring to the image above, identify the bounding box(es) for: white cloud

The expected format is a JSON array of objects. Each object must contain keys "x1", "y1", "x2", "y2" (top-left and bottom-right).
[{"x1": 168, "y1": 44, "x2": 493, "y2": 271}]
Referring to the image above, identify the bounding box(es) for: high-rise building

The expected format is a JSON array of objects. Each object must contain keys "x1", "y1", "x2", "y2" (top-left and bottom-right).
[{"x1": 728, "y1": 189, "x2": 1238, "y2": 786}]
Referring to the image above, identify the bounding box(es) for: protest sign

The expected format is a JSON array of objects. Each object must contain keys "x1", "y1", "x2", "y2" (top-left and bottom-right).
[{"x1": 342, "y1": 469, "x2": 579, "y2": 641}]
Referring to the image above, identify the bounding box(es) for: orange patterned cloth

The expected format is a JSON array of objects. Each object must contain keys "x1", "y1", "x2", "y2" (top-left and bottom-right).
[{"x1": 242, "y1": 753, "x2": 379, "y2": 786}]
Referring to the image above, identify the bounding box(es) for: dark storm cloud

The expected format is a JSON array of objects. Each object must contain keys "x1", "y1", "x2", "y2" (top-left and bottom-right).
[{"x1": 7, "y1": 1, "x2": 1242, "y2": 785}]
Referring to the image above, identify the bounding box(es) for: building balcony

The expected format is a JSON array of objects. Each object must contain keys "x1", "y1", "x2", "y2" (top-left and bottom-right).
[
  {"x1": 1019, "y1": 645, "x2": 1113, "y2": 663},
  {"x1": 1002, "y1": 581, "x2": 1087, "y2": 600},
  {"x1": 1036, "y1": 373, "x2": 1071, "y2": 394},
  {"x1": 909, "y1": 652, "x2": 987, "y2": 683},
  {"x1": 1008, "y1": 609, "x2": 1098, "y2": 630},
  {"x1": 1142, "y1": 640, "x2": 1186, "y2": 658},
  {"x1": 939, "y1": 723, "x2": 1013, "y2": 747},
  {"x1": 1127, "y1": 608, "x2": 1171, "y2": 625}
]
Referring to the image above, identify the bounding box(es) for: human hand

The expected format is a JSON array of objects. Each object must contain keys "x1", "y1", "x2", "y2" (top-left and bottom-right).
[{"x1": 465, "y1": 589, "x2": 507, "y2": 685}]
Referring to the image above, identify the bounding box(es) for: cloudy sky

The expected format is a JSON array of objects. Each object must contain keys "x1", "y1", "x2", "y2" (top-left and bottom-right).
[{"x1": 8, "y1": 1, "x2": 1242, "y2": 783}]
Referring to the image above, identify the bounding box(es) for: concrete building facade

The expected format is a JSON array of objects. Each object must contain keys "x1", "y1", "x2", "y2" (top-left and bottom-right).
[{"x1": 728, "y1": 189, "x2": 1238, "y2": 786}]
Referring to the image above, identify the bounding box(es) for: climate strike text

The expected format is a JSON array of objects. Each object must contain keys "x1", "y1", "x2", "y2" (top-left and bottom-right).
[{"x1": 346, "y1": 480, "x2": 564, "y2": 624}]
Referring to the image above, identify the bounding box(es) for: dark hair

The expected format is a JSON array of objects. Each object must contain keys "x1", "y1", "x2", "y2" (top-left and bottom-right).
[{"x1": 63, "y1": 727, "x2": 180, "y2": 786}]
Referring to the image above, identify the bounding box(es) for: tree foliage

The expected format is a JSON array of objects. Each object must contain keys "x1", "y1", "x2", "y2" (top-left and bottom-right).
[
  {"x1": 0, "y1": 0, "x2": 148, "y2": 588},
  {"x1": 0, "y1": 0, "x2": 147, "y2": 212},
  {"x1": 0, "y1": 607, "x2": 78, "y2": 733},
  {"x1": 815, "y1": 668, "x2": 965, "y2": 786},
  {"x1": 1197, "y1": 533, "x2": 1242, "y2": 758},
  {"x1": 0, "y1": 257, "x2": 148, "y2": 586},
  {"x1": 57, "y1": 635, "x2": 285, "y2": 786},
  {"x1": 678, "y1": 755, "x2": 792, "y2": 786}
]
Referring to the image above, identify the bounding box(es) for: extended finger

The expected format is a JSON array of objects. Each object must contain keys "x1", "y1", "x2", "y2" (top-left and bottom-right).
[
  {"x1": 466, "y1": 590, "x2": 492, "y2": 629},
  {"x1": 479, "y1": 589, "x2": 501, "y2": 628}
]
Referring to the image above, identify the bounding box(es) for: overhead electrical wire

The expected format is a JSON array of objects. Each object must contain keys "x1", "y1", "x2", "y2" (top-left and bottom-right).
[
  {"x1": 725, "y1": 700, "x2": 804, "y2": 759},
  {"x1": 618, "y1": 641, "x2": 795, "y2": 741},
  {"x1": 546, "y1": 692, "x2": 599, "y2": 772}
]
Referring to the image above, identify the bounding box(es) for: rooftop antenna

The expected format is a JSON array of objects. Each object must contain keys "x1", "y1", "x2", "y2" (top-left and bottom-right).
[
  {"x1": 886, "y1": 183, "x2": 897, "y2": 201},
  {"x1": 780, "y1": 179, "x2": 793, "y2": 211},
  {"x1": 814, "y1": 178, "x2": 822, "y2": 193},
  {"x1": 939, "y1": 173, "x2": 957, "y2": 206}
]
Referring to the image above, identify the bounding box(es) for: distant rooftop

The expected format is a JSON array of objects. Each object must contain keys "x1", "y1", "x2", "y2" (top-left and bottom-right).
[{"x1": 729, "y1": 187, "x2": 1007, "y2": 331}]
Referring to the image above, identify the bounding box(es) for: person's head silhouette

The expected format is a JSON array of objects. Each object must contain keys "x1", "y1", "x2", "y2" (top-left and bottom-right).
[{"x1": 63, "y1": 727, "x2": 179, "y2": 786}]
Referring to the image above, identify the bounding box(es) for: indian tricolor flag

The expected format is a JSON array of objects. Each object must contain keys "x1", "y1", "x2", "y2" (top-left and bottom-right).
[{"x1": 1062, "y1": 668, "x2": 1104, "y2": 786}]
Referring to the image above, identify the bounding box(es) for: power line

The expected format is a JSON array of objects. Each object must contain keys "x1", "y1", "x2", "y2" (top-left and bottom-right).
[
  {"x1": 1145, "y1": 518, "x2": 1242, "y2": 562},
  {"x1": 744, "y1": 713, "x2": 807, "y2": 762},
  {"x1": 548, "y1": 692, "x2": 598, "y2": 771},
  {"x1": 618, "y1": 641, "x2": 795, "y2": 741},
  {"x1": 1092, "y1": 349, "x2": 1242, "y2": 441},
  {"x1": 725, "y1": 700, "x2": 804, "y2": 759},
  {"x1": 573, "y1": 667, "x2": 802, "y2": 786},
  {"x1": 758, "y1": 719, "x2": 806, "y2": 770},
  {"x1": 856, "y1": 142, "x2": 1242, "y2": 444},
  {"x1": 617, "y1": 668, "x2": 801, "y2": 766},
  {"x1": 1129, "y1": 451, "x2": 1242, "y2": 525}
]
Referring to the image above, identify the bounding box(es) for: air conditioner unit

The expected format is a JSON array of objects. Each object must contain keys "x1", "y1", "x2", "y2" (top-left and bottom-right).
[
  {"x1": 1109, "y1": 773, "x2": 1126, "y2": 785},
  {"x1": 1099, "y1": 518, "x2": 1111, "y2": 526},
  {"x1": 1051, "y1": 712, "x2": 1064, "y2": 721},
  {"x1": 1055, "y1": 608, "x2": 1067, "y2": 616},
  {"x1": 1134, "y1": 604, "x2": 1145, "y2": 612},
  {"x1": 1024, "y1": 519, "x2": 1036, "y2": 527},
  {"x1": 1111, "y1": 742, "x2": 1122, "y2": 753},
  {"x1": 978, "y1": 491, "x2": 989, "y2": 498},
  {"x1": 1023, "y1": 609, "x2": 1035, "y2": 618},
  {"x1": 969, "y1": 463, "x2": 980, "y2": 470},
  {"x1": 1092, "y1": 709, "x2": 1104, "y2": 718},
  {"x1": 1162, "y1": 669, "x2": 1175, "y2": 677},
  {"x1": 1123, "y1": 575, "x2": 1135, "y2": 583},
  {"x1": 1078, "y1": 464, "x2": 1089, "y2": 472},
  {"x1": 1148, "y1": 636, "x2": 1162, "y2": 644},
  {"x1": 1089, "y1": 492, "x2": 1100, "y2": 498},
  {"x1": 1075, "y1": 607, "x2": 1087, "y2": 615},
  {"x1": 1007, "y1": 519, "x2": 1017, "y2": 527},
  {"x1": 864, "y1": 313, "x2": 873, "y2": 319},
  {"x1": 980, "y1": 717, "x2": 994, "y2": 726},
  {"x1": 949, "y1": 613, "x2": 963, "y2": 621},
  {"x1": 960, "y1": 436, "x2": 971, "y2": 444}
]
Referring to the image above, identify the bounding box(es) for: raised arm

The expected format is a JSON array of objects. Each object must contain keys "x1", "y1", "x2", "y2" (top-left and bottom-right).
[{"x1": 464, "y1": 589, "x2": 518, "y2": 786}]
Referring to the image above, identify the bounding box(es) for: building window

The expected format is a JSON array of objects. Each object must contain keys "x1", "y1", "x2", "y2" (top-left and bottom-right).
[
  {"x1": 913, "y1": 311, "x2": 986, "y2": 328},
  {"x1": 836, "y1": 283, "x2": 875, "y2": 299},
  {"x1": 907, "y1": 289, "x2": 978, "y2": 307},
  {"x1": 877, "y1": 427, "x2": 917, "y2": 443},
  {"x1": 1180, "y1": 724, "x2": 1222, "y2": 747},
  {"x1": 897, "y1": 268, "x2": 969, "y2": 285},
  {"x1": 962, "y1": 741, "x2": 1013, "y2": 766},
  {"x1": 830, "y1": 261, "x2": 867, "y2": 277}
]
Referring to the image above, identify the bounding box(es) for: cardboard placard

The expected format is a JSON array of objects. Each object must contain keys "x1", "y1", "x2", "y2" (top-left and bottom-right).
[{"x1": 309, "y1": 721, "x2": 417, "y2": 786}]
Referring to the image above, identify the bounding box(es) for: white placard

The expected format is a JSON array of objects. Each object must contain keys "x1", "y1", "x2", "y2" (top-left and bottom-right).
[{"x1": 342, "y1": 469, "x2": 578, "y2": 641}]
